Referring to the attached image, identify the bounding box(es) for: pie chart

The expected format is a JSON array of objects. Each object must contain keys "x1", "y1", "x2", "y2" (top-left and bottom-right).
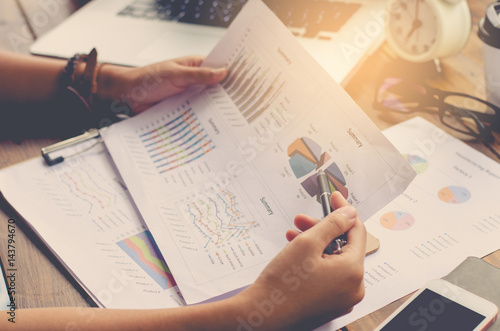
[
  {"x1": 380, "y1": 211, "x2": 415, "y2": 231},
  {"x1": 404, "y1": 154, "x2": 429, "y2": 174},
  {"x1": 288, "y1": 137, "x2": 329, "y2": 177},
  {"x1": 287, "y1": 137, "x2": 348, "y2": 199},
  {"x1": 438, "y1": 186, "x2": 471, "y2": 204}
]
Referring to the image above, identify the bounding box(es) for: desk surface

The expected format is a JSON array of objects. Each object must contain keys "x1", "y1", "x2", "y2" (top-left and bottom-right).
[{"x1": 0, "y1": 0, "x2": 499, "y2": 330}]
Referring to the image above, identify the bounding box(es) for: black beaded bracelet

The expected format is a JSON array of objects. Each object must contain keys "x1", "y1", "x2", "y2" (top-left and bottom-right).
[
  {"x1": 60, "y1": 53, "x2": 83, "y2": 88},
  {"x1": 60, "y1": 48, "x2": 99, "y2": 113},
  {"x1": 59, "y1": 48, "x2": 130, "y2": 134}
]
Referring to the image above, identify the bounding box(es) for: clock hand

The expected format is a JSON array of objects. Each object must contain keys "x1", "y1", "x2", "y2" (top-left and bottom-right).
[
  {"x1": 406, "y1": 19, "x2": 422, "y2": 43},
  {"x1": 406, "y1": 0, "x2": 422, "y2": 43}
]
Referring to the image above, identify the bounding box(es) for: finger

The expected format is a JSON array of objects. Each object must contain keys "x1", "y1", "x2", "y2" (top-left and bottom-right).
[
  {"x1": 343, "y1": 218, "x2": 367, "y2": 260},
  {"x1": 293, "y1": 213, "x2": 320, "y2": 232},
  {"x1": 301, "y1": 205, "x2": 358, "y2": 252},
  {"x1": 175, "y1": 66, "x2": 228, "y2": 87},
  {"x1": 330, "y1": 191, "x2": 350, "y2": 211},
  {"x1": 173, "y1": 55, "x2": 206, "y2": 67},
  {"x1": 285, "y1": 229, "x2": 300, "y2": 242},
  {"x1": 329, "y1": 192, "x2": 366, "y2": 257}
]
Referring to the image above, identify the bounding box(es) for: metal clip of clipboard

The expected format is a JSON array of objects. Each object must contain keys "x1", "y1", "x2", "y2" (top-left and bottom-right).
[{"x1": 41, "y1": 129, "x2": 102, "y2": 166}]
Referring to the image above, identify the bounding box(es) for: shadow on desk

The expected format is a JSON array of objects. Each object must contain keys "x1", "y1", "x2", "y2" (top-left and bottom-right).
[{"x1": 1, "y1": 96, "x2": 99, "y2": 142}]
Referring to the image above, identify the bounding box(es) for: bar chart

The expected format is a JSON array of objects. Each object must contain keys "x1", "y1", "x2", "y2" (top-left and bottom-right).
[{"x1": 221, "y1": 49, "x2": 286, "y2": 124}]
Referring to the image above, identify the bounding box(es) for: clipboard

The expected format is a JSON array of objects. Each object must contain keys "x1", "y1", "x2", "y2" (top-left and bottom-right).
[{"x1": 41, "y1": 128, "x2": 102, "y2": 166}]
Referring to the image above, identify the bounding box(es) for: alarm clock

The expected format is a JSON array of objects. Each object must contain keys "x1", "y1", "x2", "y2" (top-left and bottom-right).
[{"x1": 385, "y1": 0, "x2": 472, "y2": 63}]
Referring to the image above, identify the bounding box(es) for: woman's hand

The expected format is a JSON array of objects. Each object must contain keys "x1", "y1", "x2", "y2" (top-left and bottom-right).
[
  {"x1": 234, "y1": 192, "x2": 367, "y2": 330},
  {"x1": 97, "y1": 55, "x2": 227, "y2": 113}
]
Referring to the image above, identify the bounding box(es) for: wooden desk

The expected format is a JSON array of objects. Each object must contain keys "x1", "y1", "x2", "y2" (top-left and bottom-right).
[{"x1": 0, "y1": 0, "x2": 498, "y2": 330}]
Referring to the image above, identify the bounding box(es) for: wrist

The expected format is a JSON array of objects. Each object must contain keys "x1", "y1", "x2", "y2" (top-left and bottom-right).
[
  {"x1": 95, "y1": 64, "x2": 125, "y2": 103},
  {"x1": 229, "y1": 284, "x2": 293, "y2": 331},
  {"x1": 169, "y1": 295, "x2": 250, "y2": 331}
]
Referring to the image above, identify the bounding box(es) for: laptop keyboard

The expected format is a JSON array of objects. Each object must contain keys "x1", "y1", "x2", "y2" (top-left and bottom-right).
[{"x1": 118, "y1": 0, "x2": 361, "y2": 39}]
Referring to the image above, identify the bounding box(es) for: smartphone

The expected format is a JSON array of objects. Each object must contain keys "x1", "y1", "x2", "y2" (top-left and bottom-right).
[{"x1": 375, "y1": 279, "x2": 498, "y2": 331}]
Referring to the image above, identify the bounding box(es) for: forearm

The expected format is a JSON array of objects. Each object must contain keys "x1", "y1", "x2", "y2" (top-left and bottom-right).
[
  {"x1": 0, "y1": 51, "x2": 124, "y2": 104},
  {"x1": 0, "y1": 52, "x2": 227, "y2": 115},
  {"x1": 0, "y1": 51, "x2": 65, "y2": 103},
  {"x1": 1, "y1": 296, "x2": 247, "y2": 331}
]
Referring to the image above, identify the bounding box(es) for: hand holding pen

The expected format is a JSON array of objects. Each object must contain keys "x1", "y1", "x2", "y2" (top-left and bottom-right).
[{"x1": 317, "y1": 169, "x2": 347, "y2": 254}]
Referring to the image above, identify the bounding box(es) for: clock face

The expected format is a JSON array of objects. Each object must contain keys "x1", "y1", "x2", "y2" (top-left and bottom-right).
[{"x1": 388, "y1": 0, "x2": 438, "y2": 57}]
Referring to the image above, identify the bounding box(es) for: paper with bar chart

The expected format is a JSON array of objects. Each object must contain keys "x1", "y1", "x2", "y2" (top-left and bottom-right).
[
  {"x1": 0, "y1": 145, "x2": 184, "y2": 309},
  {"x1": 102, "y1": 0, "x2": 414, "y2": 304},
  {"x1": 326, "y1": 117, "x2": 500, "y2": 330},
  {"x1": 220, "y1": 49, "x2": 286, "y2": 124}
]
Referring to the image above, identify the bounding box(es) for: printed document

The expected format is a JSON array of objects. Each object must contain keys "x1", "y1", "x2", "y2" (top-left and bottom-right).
[
  {"x1": 102, "y1": 0, "x2": 415, "y2": 304},
  {"x1": 0, "y1": 144, "x2": 184, "y2": 309}
]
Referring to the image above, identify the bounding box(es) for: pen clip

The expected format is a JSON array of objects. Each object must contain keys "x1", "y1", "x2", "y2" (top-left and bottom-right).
[{"x1": 41, "y1": 129, "x2": 101, "y2": 166}]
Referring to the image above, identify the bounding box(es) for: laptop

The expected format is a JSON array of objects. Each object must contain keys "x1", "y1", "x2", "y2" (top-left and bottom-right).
[{"x1": 30, "y1": 0, "x2": 387, "y2": 85}]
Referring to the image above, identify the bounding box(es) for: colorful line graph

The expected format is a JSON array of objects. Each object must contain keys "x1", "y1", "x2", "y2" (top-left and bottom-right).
[
  {"x1": 287, "y1": 137, "x2": 348, "y2": 199},
  {"x1": 186, "y1": 190, "x2": 255, "y2": 248},
  {"x1": 139, "y1": 104, "x2": 215, "y2": 174},
  {"x1": 58, "y1": 167, "x2": 118, "y2": 214},
  {"x1": 222, "y1": 49, "x2": 286, "y2": 123},
  {"x1": 117, "y1": 230, "x2": 176, "y2": 290}
]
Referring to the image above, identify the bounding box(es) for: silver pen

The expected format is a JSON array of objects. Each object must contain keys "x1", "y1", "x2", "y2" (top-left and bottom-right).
[{"x1": 317, "y1": 169, "x2": 347, "y2": 254}]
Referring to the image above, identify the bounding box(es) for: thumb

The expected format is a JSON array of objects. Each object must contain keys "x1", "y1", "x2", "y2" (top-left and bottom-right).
[
  {"x1": 177, "y1": 66, "x2": 228, "y2": 87},
  {"x1": 303, "y1": 205, "x2": 358, "y2": 252}
]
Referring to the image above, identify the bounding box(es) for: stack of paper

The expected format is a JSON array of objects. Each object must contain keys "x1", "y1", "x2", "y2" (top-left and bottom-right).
[{"x1": 0, "y1": 1, "x2": 437, "y2": 329}]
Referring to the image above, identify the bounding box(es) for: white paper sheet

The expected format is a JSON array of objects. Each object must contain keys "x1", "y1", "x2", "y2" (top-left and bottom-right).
[
  {"x1": 320, "y1": 117, "x2": 500, "y2": 329},
  {"x1": 0, "y1": 144, "x2": 184, "y2": 309},
  {"x1": 102, "y1": 0, "x2": 414, "y2": 304}
]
